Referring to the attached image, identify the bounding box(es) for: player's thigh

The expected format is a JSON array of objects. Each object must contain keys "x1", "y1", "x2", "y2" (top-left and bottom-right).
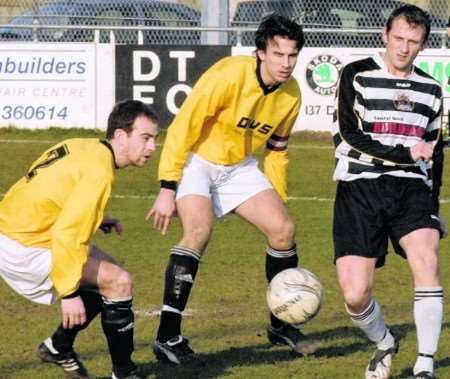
[
  {"x1": 333, "y1": 180, "x2": 388, "y2": 267},
  {"x1": 176, "y1": 194, "x2": 214, "y2": 251},
  {"x1": 388, "y1": 178, "x2": 441, "y2": 277},
  {"x1": 234, "y1": 188, "x2": 295, "y2": 240},
  {"x1": 400, "y1": 228, "x2": 440, "y2": 286}
]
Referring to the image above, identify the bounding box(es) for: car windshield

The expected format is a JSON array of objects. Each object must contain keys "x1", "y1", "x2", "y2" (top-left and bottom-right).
[
  {"x1": 9, "y1": 3, "x2": 73, "y2": 26},
  {"x1": 233, "y1": 1, "x2": 303, "y2": 25},
  {"x1": 9, "y1": 11, "x2": 33, "y2": 25}
]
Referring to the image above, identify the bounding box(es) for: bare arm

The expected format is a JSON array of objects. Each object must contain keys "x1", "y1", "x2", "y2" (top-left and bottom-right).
[{"x1": 146, "y1": 188, "x2": 177, "y2": 235}]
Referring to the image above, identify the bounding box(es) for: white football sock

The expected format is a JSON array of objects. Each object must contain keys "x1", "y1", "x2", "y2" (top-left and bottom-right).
[
  {"x1": 347, "y1": 298, "x2": 393, "y2": 348},
  {"x1": 413, "y1": 286, "x2": 443, "y2": 375}
]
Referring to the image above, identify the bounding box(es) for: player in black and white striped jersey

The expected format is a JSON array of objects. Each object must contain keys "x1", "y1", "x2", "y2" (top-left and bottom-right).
[{"x1": 332, "y1": 4, "x2": 445, "y2": 379}]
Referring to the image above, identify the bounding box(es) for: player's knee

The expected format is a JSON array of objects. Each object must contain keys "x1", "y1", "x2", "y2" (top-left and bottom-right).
[
  {"x1": 412, "y1": 252, "x2": 440, "y2": 286},
  {"x1": 110, "y1": 269, "x2": 133, "y2": 297},
  {"x1": 283, "y1": 218, "x2": 296, "y2": 241},
  {"x1": 342, "y1": 288, "x2": 371, "y2": 313},
  {"x1": 180, "y1": 225, "x2": 212, "y2": 251},
  {"x1": 268, "y1": 217, "x2": 296, "y2": 248},
  {"x1": 422, "y1": 253, "x2": 439, "y2": 273}
]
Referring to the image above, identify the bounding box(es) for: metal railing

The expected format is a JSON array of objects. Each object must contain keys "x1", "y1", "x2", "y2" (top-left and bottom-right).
[{"x1": 0, "y1": 23, "x2": 448, "y2": 47}]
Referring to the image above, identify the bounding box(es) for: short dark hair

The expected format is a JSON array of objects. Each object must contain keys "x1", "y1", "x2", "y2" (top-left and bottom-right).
[
  {"x1": 106, "y1": 99, "x2": 158, "y2": 139},
  {"x1": 386, "y1": 4, "x2": 431, "y2": 43},
  {"x1": 255, "y1": 13, "x2": 305, "y2": 51}
]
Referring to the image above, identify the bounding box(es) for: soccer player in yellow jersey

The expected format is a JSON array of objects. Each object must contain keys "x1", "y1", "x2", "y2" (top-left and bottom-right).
[
  {"x1": 0, "y1": 100, "x2": 158, "y2": 379},
  {"x1": 147, "y1": 14, "x2": 315, "y2": 365}
]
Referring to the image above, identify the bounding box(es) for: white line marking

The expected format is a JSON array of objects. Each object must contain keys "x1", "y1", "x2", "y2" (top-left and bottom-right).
[
  {"x1": 0, "y1": 138, "x2": 332, "y2": 149},
  {"x1": 0, "y1": 138, "x2": 448, "y2": 203},
  {"x1": 3, "y1": 192, "x2": 449, "y2": 204},
  {"x1": 112, "y1": 194, "x2": 155, "y2": 200},
  {"x1": 0, "y1": 193, "x2": 450, "y2": 204},
  {"x1": 111, "y1": 194, "x2": 335, "y2": 201},
  {"x1": 112, "y1": 194, "x2": 450, "y2": 204}
]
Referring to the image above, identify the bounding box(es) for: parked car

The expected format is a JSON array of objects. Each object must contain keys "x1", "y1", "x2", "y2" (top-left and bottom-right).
[
  {"x1": 231, "y1": 0, "x2": 447, "y2": 48},
  {"x1": 0, "y1": 0, "x2": 201, "y2": 44}
]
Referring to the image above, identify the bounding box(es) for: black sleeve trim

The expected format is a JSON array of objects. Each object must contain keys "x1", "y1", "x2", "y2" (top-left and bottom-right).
[
  {"x1": 269, "y1": 134, "x2": 289, "y2": 141},
  {"x1": 160, "y1": 180, "x2": 177, "y2": 191}
]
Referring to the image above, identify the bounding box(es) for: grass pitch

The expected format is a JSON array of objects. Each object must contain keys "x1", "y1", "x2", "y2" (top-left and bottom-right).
[{"x1": 0, "y1": 128, "x2": 449, "y2": 379}]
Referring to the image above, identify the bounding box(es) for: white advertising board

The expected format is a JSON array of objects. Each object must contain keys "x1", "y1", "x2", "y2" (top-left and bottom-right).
[
  {"x1": 0, "y1": 43, "x2": 447, "y2": 131},
  {"x1": 232, "y1": 47, "x2": 449, "y2": 132},
  {"x1": 0, "y1": 43, "x2": 114, "y2": 129}
]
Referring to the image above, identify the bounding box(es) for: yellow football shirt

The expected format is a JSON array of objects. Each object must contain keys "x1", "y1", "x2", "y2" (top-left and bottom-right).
[
  {"x1": 158, "y1": 55, "x2": 301, "y2": 200},
  {"x1": 0, "y1": 138, "x2": 115, "y2": 297}
]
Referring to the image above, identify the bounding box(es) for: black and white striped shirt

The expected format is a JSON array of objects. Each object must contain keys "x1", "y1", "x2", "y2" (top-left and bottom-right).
[{"x1": 332, "y1": 53, "x2": 443, "y2": 210}]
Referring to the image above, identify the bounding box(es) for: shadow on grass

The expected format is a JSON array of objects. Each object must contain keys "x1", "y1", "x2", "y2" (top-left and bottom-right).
[
  {"x1": 125, "y1": 344, "x2": 320, "y2": 379},
  {"x1": 3, "y1": 322, "x2": 449, "y2": 379},
  {"x1": 392, "y1": 356, "x2": 450, "y2": 379},
  {"x1": 106, "y1": 322, "x2": 450, "y2": 378}
]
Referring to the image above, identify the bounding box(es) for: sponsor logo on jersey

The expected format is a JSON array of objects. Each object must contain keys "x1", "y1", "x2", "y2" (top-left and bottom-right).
[
  {"x1": 372, "y1": 122, "x2": 425, "y2": 137},
  {"x1": 306, "y1": 54, "x2": 342, "y2": 96},
  {"x1": 393, "y1": 91, "x2": 414, "y2": 111},
  {"x1": 396, "y1": 82, "x2": 411, "y2": 88},
  {"x1": 236, "y1": 117, "x2": 273, "y2": 135}
]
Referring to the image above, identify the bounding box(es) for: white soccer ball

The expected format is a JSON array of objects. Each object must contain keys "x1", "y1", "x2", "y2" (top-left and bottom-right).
[{"x1": 267, "y1": 267, "x2": 323, "y2": 325}]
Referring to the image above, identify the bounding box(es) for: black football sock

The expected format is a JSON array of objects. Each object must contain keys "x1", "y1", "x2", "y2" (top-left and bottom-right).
[
  {"x1": 157, "y1": 246, "x2": 200, "y2": 342},
  {"x1": 101, "y1": 297, "x2": 135, "y2": 370},
  {"x1": 266, "y1": 244, "x2": 298, "y2": 328},
  {"x1": 51, "y1": 290, "x2": 103, "y2": 353}
]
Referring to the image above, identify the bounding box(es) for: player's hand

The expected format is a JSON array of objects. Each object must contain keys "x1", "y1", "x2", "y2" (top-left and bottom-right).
[
  {"x1": 100, "y1": 217, "x2": 123, "y2": 235},
  {"x1": 410, "y1": 142, "x2": 434, "y2": 162},
  {"x1": 61, "y1": 296, "x2": 86, "y2": 329},
  {"x1": 146, "y1": 188, "x2": 176, "y2": 235}
]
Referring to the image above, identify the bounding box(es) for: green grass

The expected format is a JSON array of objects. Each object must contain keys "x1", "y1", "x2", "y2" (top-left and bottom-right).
[{"x1": 0, "y1": 128, "x2": 449, "y2": 378}]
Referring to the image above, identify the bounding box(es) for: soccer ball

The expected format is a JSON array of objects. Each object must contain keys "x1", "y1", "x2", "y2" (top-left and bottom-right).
[{"x1": 267, "y1": 267, "x2": 323, "y2": 325}]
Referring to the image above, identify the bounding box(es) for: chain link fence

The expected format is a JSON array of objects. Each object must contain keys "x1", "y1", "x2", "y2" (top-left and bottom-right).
[{"x1": 0, "y1": 0, "x2": 447, "y2": 46}]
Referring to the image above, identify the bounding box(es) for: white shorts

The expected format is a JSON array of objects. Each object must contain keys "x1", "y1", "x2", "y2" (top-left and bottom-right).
[
  {"x1": 0, "y1": 233, "x2": 57, "y2": 305},
  {"x1": 176, "y1": 154, "x2": 273, "y2": 217}
]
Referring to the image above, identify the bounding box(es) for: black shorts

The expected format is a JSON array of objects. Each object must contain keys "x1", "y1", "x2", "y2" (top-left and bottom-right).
[{"x1": 333, "y1": 176, "x2": 441, "y2": 268}]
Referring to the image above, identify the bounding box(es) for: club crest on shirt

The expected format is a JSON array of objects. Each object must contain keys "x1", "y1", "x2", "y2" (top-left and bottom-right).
[{"x1": 393, "y1": 91, "x2": 414, "y2": 112}]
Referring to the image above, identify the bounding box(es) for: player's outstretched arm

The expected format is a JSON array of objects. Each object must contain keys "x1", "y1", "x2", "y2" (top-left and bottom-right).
[
  {"x1": 61, "y1": 296, "x2": 86, "y2": 329},
  {"x1": 146, "y1": 188, "x2": 177, "y2": 235}
]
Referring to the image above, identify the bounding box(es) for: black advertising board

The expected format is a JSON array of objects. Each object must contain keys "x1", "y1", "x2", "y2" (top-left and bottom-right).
[{"x1": 116, "y1": 45, "x2": 231, "y2": 128}]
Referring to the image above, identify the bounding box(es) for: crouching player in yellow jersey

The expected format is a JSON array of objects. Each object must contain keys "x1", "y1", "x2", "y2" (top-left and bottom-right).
[
  {"x1": 147, "y1": 13, "x2": 315, "y2": 365},
  {"x1": 0, "y1": 100, "x2": 158, "y2": 379}
]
